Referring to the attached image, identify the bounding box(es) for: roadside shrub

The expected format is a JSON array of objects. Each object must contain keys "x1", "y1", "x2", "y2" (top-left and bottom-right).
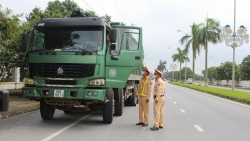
[
  {"x1": 0, "y1": 78, "x2": 12, "y2": 82},
  {"x1": 169, "y1": 81, "x2": 250, "y2": 105}
]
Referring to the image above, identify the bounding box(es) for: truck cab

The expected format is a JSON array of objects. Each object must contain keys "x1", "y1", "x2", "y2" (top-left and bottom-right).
[{"x1": 22, "y1": 11, "x2": 143, "y2": 124}]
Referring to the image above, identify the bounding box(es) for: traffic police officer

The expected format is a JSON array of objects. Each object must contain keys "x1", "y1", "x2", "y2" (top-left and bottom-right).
[
  {"x1": 135, "y1": 67, "x2": 152, "y2": 127},
  {"x1": 150, "y1": 69, "x2": 165, "y2": 131}
]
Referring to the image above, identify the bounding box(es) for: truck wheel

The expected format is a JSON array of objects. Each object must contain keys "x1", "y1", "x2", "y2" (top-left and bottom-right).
[
  {"x1": 103, "y1": 89, "x2": 114, "y2": 124},
  {"x1": 129, "y1": 85, "x2": 137, "y2": 106},
  {"x1": 114, "y1": 88, "x2": 123, "y2": 116},
  {"x1": 40, "y1": 99, "x2": 55, "y2": 120}
]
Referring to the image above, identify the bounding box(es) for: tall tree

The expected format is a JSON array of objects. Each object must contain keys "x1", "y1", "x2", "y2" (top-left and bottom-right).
[
  {"x1": 157, "y1": 60, "x2": 167, "y2": 73},
  {"x1": 0, "y1": 5, "x2": 13, "y2": 49},
  {"x1": 240, "y1": 55, "x2": 250, "y2": 80},
  {"x1": 172, "y1": 47, "x2": 189, "y2": 80},
  {"x1": 44, "y1": 0, "x2": 82, "y2": 18},
  {"x1": 197, "y1": 18, "x2": 220, "y2": 86},
  {"x1": 179, "y1": 23, "x2": 201, "y2": 82}
]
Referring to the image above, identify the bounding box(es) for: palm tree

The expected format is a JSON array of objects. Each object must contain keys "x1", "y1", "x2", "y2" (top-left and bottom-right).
[
  {"x1": 197, "y1": 18, "x2": 220, "y2": 86},
  {"x1": 157, "y1": 60, "x2": 167, "y2": 72},
  {"x1": 179, "y1": 23, "x2": 202, "y2": 82},
  {"x1": 172, "y1": 47, "x2": 189, "y2": 80}
]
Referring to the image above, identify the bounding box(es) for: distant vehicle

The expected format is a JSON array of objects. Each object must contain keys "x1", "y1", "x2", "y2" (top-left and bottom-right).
[
  {"x1": 149, "y1": 73, "x2": 155, "y2": 80},
  {"x1": 163, "y1": 78, "x2": 166, "y2": 81},
  {"x1": 187, "y1": 78, "x2": 193, "y2": 84}
]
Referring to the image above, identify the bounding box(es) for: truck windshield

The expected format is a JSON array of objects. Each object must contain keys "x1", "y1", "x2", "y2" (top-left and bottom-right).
[{"x1": 28, "y1": 27, "x2": 103, "y2": 52}]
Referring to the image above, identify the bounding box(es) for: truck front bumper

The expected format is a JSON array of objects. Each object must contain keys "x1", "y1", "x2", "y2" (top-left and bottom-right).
[{"x1": 22, "y1": 87, "x2": 106, "y2": 101}]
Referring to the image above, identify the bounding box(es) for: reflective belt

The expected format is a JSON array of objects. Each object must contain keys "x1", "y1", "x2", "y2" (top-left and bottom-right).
[{"x1": 139, "y1": 77, "x2": 148, "y2": 97}]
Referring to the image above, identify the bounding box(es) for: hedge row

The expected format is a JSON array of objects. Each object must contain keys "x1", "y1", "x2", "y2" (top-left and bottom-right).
[{"x1": 170, "y1": 82, "x2": 250, "y2": 105}]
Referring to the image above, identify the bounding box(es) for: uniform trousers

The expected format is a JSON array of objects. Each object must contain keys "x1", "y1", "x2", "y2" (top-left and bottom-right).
[
  {"x1": 153, "y1": 96, "x2": 165, "y2": 127},
  {"x1": 139, "y1": 96, "x2": 149, "y2": 124}
]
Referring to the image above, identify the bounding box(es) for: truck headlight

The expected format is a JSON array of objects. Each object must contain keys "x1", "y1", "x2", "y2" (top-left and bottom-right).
[
  {"x1": 23, "y1": 78, "x2": 34, "y2": 85},
  {"x1": 89, "y1": 79, "x2": 105, "y2": 86}
]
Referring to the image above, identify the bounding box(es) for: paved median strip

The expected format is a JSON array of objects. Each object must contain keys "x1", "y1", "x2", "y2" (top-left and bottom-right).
[
  {"x1": 41, "y1": 113, "x2": 93, "y2": 141},
  {"x1": 194, "y1": 125, "x2": 204, "y2": 132}
]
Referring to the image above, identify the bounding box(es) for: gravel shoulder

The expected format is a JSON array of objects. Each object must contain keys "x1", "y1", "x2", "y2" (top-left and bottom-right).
[{"x1": 0, "y1": 89, "x2": 39, "y2": 119}]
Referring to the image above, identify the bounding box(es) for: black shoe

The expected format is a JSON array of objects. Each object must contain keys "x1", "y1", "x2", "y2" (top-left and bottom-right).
[
  {"x1": 150, "y1": 126, "x2": 159, "y2": 131},
  {"x1": 159, "y1": 126, "x2": 163, "y2": 129},
  {"x1": 142, "y1": 124, "x2": 148, "y2": 127},
  {"x1": 136, "y1": 122, "x2": 143, "y2": 125}
]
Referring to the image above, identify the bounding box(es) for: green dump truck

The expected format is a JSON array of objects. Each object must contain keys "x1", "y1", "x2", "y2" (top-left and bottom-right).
[{"x1": 21, "y1": 11, "x2": 143, "y2": 124}]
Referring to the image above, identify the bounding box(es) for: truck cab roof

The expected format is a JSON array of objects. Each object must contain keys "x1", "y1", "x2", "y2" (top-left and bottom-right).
[{"x1": 35, "y1": 17, "x2": 106, "y2": 28}]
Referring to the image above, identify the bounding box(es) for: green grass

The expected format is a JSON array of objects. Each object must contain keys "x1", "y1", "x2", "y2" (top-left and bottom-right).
[{"x1": 170, "y1": 82, "x2": 250, "y2": 104}]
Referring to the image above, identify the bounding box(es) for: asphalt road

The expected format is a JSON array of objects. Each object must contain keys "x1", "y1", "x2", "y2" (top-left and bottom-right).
[{"x1": 1, "y1": 82, "x2": 250, "y2": 141}]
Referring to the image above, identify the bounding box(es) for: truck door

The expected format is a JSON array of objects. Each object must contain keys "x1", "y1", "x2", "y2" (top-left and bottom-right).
[{"x1": 105, "y1": 27, "x2": 143, "y2": 88}]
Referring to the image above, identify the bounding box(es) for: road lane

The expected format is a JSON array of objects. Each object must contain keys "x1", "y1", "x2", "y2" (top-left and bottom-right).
[{"x1": 166, "y1": 83, "x2": 250, "y2": 141}]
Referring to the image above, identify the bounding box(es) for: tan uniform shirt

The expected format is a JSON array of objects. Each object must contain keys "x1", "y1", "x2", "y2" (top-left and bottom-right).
[
  {"x1": 153, "y1": 78, "x2": 165, "y2": 101},
  {"x1": 136, "y1": 76, "x2": 152, "y2": 99}
]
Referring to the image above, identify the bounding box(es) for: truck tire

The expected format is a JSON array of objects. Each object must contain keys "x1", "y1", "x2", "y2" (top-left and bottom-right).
[
  {"x1": 103, "y1": 89, "x2": 114, "y2": 124},
  {"x1": 129, "y1": 85, "x2": 137, "y2": 106},
  {"x1": 40, "y1": 99, "x2": 55, "y2": 120},
  {"x1": 114, "y1": 88, "x2": 123, "y2": 116}
]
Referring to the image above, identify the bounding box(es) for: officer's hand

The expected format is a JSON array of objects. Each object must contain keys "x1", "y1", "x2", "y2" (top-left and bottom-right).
[
  {"x1": 155, "y1": 99, "x2": 158, "y2": 104},
  {"x1": 146, "y1": 99, "x2": 149, "y2": 103},
  {"x1": 136, "y1": 95, "x2": 138, "y2": 99}
]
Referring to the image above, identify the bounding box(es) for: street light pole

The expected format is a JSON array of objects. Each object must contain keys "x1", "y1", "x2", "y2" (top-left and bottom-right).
[
  {"x1": 220, "y1": 0, "x2": 249, "y2": 91},
  {"x1": 170, "y1": 64, "x2": 177, "y2": 80},
  {"x1": 210, "y1": 56, "x2": 215, "y2": 67},
  {"x1": 168, "y1": 47, "x2": 175, "y2": 80},
  {"x1": 200, "y1": 61, "x2": 201, "y2": 81},
  {"x1": 185, "y1": 61, "x2": 187, "y2": 82}
]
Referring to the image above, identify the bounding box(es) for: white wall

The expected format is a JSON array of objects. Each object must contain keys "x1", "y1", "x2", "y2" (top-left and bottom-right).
[
  {"x1": 218, "y1": 80, "x2": 250, "y2": 87},
  {"x1": 0, "y1": 82, "x2": 24, "y2": 89},
  {"x1": 238, "y1": 81, "x2": 250, "y2": 87}
]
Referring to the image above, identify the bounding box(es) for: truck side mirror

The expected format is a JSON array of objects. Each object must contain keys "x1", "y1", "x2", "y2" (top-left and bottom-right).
[
  {"x1": 110, "y1": 29, "x2": 117, "y2": 43},
  {"x1": 21, "y1": 33, "x2": 27, "y2": 51}
]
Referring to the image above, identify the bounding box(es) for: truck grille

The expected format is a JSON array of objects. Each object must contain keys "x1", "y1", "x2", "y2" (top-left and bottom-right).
[
  {"x1": 45, "y1": 80, "x2": 77, "y2": 85},
  {"x1": 29, "y1": 63, "x2": 95, "y2": 78}
]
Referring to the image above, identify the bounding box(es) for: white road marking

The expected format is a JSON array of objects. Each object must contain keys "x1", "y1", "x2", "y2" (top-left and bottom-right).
[
  {"x1": 173, "y1": 102, "x2": 177, "y2": 104},
  {"x1": 194, "y1": 125, "x2": 204, "y2": 132},
  {"x1": 180, "y1": 109, "x2": 186, "y2": 113},
  {"x1": 41, "y1": 113, "x2": 92, "y2": 141},
  {"x1": 169, "y1": 97, "x2": 172, "y2": 99}
]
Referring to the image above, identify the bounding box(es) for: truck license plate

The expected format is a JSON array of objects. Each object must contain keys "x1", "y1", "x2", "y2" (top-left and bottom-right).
[{"x1": 54, "y1": 90, "x2": 64, "y2": 97}]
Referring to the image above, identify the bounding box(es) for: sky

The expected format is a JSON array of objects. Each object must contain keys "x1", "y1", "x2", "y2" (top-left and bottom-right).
[{"x1": 1, "y1": 0, "x2": 250, "y2": 75}]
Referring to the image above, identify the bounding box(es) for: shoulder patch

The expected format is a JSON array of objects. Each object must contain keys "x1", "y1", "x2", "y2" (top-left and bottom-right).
[{"x1": 157, "y1": 83, "x2": 160, "y2": 86}]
